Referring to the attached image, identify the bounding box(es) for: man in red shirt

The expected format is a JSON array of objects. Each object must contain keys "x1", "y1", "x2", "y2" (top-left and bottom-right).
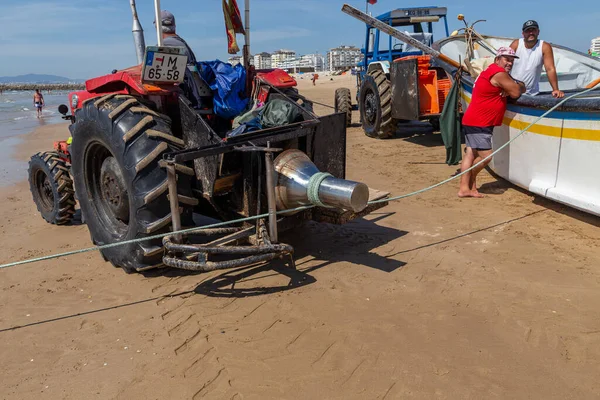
[{"x1": 458, "y1": 47, "x2": 526, "y2": 198}]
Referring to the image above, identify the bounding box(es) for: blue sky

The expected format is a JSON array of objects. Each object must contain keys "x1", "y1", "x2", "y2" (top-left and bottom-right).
[{"x1": 1, "y1": 0, "x2": 598, "y2": 79}]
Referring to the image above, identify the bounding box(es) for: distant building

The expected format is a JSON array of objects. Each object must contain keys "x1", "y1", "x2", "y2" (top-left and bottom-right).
[
  {"x1": 277, "y1": 53, "x2": 324, "y2": 73},
  {"x1": 271, "y1": 49, "x2": 296, "y2": 68},
  {"x1": 253, "y1": 52, "x2": 272, "y2": 69},
  {"x1": 229, "y1": 50, "x2": 325, "y2": 72},
  {"x1": 326, "y1": 45, "x2": 362, "y2": 71},
  {"x1": 227, "y1": 55, "x2": 244, "y2": 66},
  {"x1": 591, "y1": 37, "x2": 600, "y2": 57},
  {"x1": 298, "y1": 54, "x2": 325, "y2": 72},
  {"x1": 228, "y1": 55, "x2": 255, "y2": 66}
]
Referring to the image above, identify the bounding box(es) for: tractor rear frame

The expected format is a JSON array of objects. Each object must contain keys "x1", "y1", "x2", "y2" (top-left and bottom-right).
[{"x1": 157, "y1": 90, "x2": 385, "y2": 273}]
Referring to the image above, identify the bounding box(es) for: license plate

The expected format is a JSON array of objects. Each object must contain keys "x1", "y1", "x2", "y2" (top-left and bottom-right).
[{"x1": 142, "y1": 46, "x2": 188, "y2": 84}]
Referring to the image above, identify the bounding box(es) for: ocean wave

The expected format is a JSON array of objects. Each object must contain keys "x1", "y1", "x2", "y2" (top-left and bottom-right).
[
  {"x1": 13, "y1": 116, "x2": 28, "y2": 121},
  {"x1": 22, "y1": 107, "x2": 30, "y2": 111}
]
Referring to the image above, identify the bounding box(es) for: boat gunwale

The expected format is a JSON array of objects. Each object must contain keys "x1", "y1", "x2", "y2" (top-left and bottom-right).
[{"x1": 433, "y1": 35, "x2": 600, "y2": 113}]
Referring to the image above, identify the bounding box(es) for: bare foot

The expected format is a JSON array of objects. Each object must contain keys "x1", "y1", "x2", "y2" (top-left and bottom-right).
[{"x1": 457, "y1": 190, "x2": 485, "y2": 198}]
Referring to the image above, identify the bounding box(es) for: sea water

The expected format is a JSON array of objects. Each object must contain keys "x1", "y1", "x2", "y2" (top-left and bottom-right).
[{"x1": 0, "y1": 90, "x2": 69, "y2": 186}]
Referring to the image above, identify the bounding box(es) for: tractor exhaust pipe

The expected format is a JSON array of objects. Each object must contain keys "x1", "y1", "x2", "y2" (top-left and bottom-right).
[
  {"x1": 273, "y1": 150, "x2": 370, "y2": 213},
  {"x1": 130, "y1": 0, "x2": 146, "y2": 65}
]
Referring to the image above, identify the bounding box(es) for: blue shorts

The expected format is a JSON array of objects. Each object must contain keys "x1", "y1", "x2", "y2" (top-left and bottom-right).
[{"x1": 463, "y1": 125, "x2": 493, "y2": 150}]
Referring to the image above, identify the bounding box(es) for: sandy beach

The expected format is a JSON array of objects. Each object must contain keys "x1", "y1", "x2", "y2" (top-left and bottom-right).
[{"x1": 1, "y1": 74, "x2": 599, "y2": 399}]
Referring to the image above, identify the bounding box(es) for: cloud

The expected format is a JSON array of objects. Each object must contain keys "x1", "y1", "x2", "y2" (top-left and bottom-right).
[
  {"x1": 252, "y1": 27, "x2": 313, "y2": 43},
  {"x1": 1, "y1": 41, "x2": 137, "y2": 78},
  {"x1": 251, "y1": 0, "x2": 326, "y2": 13},
  {"x1": 182, "y1": 28, "x2": 313, "y2": 61},
  {"x1": 0, "y1": 2, "x2": 121, "y2": 43}
]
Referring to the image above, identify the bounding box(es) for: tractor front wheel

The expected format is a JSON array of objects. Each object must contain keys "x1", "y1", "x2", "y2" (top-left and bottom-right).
[
  {"x1": 359, "y1": 70, "x2": 396, "y2": 139},
  {"x1": 28, "y1": 151, "x2": 76, "y2": 225}
]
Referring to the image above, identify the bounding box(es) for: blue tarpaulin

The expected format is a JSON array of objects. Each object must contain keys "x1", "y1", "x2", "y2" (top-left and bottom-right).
[{"x1": 198, "y1": 60, "x2": 248, "y2": 119}]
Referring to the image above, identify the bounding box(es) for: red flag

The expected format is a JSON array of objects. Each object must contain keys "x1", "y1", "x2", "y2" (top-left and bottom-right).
[
  {"x1": 222, "y1": 0, "x2": 245, "y2": 54},
  {"x1": 367, "y1": 0, "x2": 377, "y2": 4},
  {"x1": 229, "y1": 0, "x2": 244, "y2": 34}
]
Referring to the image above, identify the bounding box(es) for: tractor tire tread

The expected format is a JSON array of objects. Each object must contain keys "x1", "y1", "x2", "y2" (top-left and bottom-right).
[
  {"x1": 334, "y1": 88, "x2": 352, "y2": 127},
  {"x1": 28, "y1": 151, "x2": 76, "y2": 225},
  {"x1": 70, "y1": 94, "x2": 194, "y2": 273},
  {"x1": 359, "y1": 71, "x2": 397, "y2": 139}
]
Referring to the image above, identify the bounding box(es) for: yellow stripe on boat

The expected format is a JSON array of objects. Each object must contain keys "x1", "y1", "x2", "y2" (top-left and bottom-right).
[{"x1": 460, "y1": 93, "x2": 600, "y2": 141}]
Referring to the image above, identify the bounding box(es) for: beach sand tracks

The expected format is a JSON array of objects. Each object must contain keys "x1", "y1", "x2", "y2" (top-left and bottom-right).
[{"x1": 158, "y1": 292, "x2": 242, "y2": 398}]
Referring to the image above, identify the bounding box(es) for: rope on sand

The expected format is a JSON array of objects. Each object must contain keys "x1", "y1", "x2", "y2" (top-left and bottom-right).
[{"x1": 0, "y1": 84, "x2": 598, "y2": 270}]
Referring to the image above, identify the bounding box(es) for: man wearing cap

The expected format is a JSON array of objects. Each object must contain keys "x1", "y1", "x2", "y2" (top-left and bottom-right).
[
  {"x1": 155, "y1": 10, "x2": 206, "y2": 108},
  {"x1": 156, "y1": 10, "x2": 198, "y2": 64},
  {"x1": 458, "y1": 47, "x2": 526, "y2": 198},
  {"x1": 510, "y1": 20, "x2": 564, "y2": 98}
]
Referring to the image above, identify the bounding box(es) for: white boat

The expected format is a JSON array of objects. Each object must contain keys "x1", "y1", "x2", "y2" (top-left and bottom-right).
[{"x1": 434, "y1": 35, "x2": 600, "y2": 216}]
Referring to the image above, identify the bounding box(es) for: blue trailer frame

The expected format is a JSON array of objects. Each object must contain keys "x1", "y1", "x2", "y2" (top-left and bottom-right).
[{"x1": 359, "y1": 6, "x2": 450, "y2": 81}]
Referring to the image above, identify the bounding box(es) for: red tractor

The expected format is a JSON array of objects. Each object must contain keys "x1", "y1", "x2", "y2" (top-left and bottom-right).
[{"x1": 28, "y1": 3, "x2": 388, "y2": 273}]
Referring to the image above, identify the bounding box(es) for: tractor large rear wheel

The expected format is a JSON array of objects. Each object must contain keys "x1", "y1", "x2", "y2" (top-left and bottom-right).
[
  {"x1": 359, "y1": 70, "x2": 396, "y2": 139},
  {"x1": 70, "y1": 94, "x2": 194, "y2": 273},
  {"x1": 334, "y1": 87, "x2": 352, "y2": 127}
]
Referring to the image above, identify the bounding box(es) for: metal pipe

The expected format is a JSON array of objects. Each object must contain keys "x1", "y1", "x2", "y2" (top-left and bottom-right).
[
  {"x1": 273, "y1": 149, "x2": 370, "y2": 213},
  {"x1": 264, "y1": 144, "x2": 278, "y2": 243},
  {"x1": 318, "y1": 178, "x2": 369, "y2": 212},
  {"x1": 243, "y1": 0, "x2": 251, "y2": 71},
  {"x1": 255, "y1": 152, "x2": 262, "y2": 239},
  {"x1": 163, "y1": 250, "x2": 291, "y2": 272},
  {"x1": 130, "y1": 0, "x2": 146, "y2": 64},
  {"x1": 166, "y1": 163, "x2": 182, "y2": 242},
  {"x1": 154, "y1": 0, "x2": 163, "y2": 46}
]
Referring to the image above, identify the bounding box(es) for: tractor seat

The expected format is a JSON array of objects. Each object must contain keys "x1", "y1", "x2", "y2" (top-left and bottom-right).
[
  {"x1": 403, "y1": 32, "x2": 433, "y2": 53},
  {"x1": 182, "y1": 65, "x2": 214, "y2": 113}
]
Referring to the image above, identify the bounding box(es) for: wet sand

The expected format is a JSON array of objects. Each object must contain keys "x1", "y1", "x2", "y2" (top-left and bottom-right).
[{"x1": 1, "y1": 75, "x2": 599, "y2": 399}]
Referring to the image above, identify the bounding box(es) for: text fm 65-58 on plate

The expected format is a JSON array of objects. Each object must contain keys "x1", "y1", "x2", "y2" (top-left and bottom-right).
[{"x1": 142, "y1": 46, "x2": 188, "y2": 84}]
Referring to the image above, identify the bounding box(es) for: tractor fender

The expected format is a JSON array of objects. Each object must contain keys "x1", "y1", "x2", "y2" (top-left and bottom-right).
[
  {"x1": 366, "y1": 61, "x2": 390, "y2": 76},
  {"x1": 69, "y1": 65, "x2": 178, "y2": 114}
]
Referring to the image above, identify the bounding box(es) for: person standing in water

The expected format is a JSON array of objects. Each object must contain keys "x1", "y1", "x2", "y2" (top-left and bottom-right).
[{"x1": 33, "y1": 89, "x2": 44, "y2": 118}]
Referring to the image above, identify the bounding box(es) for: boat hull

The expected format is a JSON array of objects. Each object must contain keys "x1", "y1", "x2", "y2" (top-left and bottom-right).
[
  {"x1": 433, "y1": 34, "x2": 600, "y2": 216},
  {"x1": 460, "y1": 83, "x2": 600, "y2": 216}
]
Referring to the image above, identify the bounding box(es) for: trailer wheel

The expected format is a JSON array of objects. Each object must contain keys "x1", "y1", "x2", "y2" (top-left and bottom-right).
[
  {"x1": 70, "y1": 95, "x2": 194, "y2": 273},
  {"x1": 359, "y1": 70, "x2": 396, "y2": 139},
  {"x1": 334, "y1": 87, "x2": 352, "y2": 127},
  {"x1": 28, "y1": 151, "x2": 76, "y2": 225}
]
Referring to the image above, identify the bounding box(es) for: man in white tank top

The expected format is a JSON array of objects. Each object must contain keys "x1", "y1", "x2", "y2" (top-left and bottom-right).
[{"x1": 509, "y1": 20, "x2": 564, "y2": 98}]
